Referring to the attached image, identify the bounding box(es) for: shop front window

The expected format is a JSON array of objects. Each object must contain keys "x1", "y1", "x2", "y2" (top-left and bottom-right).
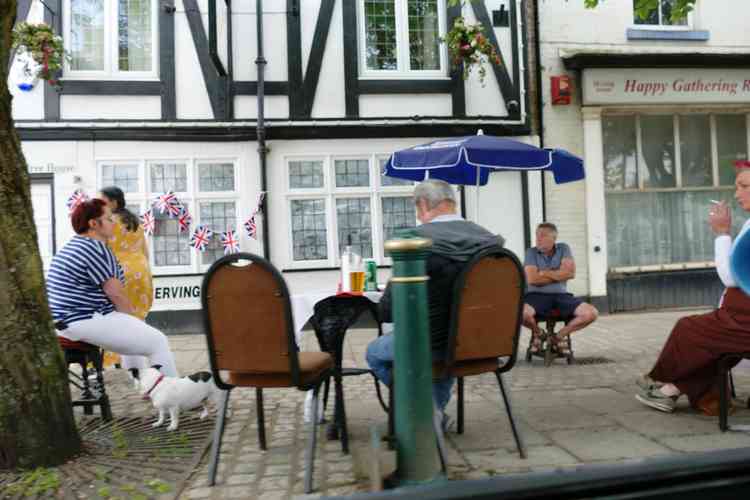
[
  {"x1": 634, "y1": 0, "x2": 689, "y2": 27},
  {"x1": 604, "y1": 113, "x2": 748, "y2": 269}
]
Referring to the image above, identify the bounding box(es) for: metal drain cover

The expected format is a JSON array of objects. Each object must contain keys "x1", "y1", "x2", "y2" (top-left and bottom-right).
[{"x1": 0, "y1": 415, "x2": 214, "y2": 499}]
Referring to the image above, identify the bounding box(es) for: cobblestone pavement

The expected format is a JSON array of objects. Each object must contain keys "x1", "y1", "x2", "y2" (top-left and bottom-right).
[{"x1": 101, "y1": 309, "x2": 750, "y2": 499}]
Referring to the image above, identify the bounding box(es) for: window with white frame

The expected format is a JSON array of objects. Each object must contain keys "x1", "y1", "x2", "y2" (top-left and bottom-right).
[
  {"x1": 286, "y1": 156, "x2": 417, "y2": 267},
  {"x1": 359, "y1": 0, "x2": 446, "y2": 77},
  {"x1": 64, "y1": 0, "x2": 158, "y2": 78},
  {"x1": 97, "y1": 159, "x2": 240, "y2": 273},
  {"x1": 603, "y1": 113, "x2": 747, "y2": 270},
  {"x1": 633, "y1": 0, "x2": 690, "y2": 28}
]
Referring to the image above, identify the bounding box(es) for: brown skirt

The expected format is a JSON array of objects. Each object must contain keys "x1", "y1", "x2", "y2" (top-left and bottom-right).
[{"x1": 648, "y1": 287, "x2": 750, "y2": 409}]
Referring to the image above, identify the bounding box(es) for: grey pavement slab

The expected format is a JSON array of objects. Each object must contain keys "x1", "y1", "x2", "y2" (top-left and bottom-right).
[{"x1": 84, "y1": 309, "x2": 750, "y2": 498}]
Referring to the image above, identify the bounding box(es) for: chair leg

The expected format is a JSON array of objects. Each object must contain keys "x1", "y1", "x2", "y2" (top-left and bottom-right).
[
  {"x1": 334, "y1": 370, "x2": 349, "y2": 454},
  {"x1": 457, "y1": 377, "x2": 465, "y2": 435},
  {"x1": 387, "y1": 384, "x2": 395, "y2": 450},
  {"x1": 322, "y1": 376, "x2": 331, "y2": 416},
  {"x1": 208, "y1": 388, "x2": 231, "y2": 486},
  {"x1": 256, "y1": 388, "x2": 267, "y2": 450},
  {"x1": 719, "y1": 371, "x2": 729, "y2": 432},
  {"x1": 496, "y1": 371, "x2": 526, "y2": 459},
  {"x1": 304, "y1": 383, "x2": 322, "y2": 494},
  {"x1": 730, "y1": 370, "x2": 736, "y2": 399}
]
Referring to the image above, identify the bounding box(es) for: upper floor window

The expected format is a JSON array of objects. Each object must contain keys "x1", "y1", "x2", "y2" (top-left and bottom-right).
[
  {"x1": 359, "y1": 0, "x2": 447, "y2": 78},
  {"x1": 64, "y1": 0, "x2": 158, "y2": 79},
  {"x1": 634, "y1": 0, "x2": 689, "y2": 28}
]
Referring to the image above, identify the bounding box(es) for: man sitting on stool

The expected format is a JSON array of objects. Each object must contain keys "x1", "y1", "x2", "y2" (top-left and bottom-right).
[{"x1": 522, "y1": 222, "x2": 598, "y2": 355}]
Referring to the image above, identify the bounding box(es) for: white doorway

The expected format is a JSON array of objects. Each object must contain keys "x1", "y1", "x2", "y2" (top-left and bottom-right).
[{"x1": 30, "y1": 176, "x2": 55, "y2": 271}]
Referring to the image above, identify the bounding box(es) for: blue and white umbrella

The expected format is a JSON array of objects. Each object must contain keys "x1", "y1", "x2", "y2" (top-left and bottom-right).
[{"x1": 383, "y1": 130, "x2": 585, "y2": 218}]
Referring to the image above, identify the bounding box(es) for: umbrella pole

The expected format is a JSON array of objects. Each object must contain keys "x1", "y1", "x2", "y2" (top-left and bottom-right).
[{"x1": 475, "y1": 165, "x2": 480, "y2": 223}]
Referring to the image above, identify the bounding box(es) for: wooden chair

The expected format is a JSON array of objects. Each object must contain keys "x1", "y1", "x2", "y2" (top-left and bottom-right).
[
  {"x1": 201, "y1": 253, "x2": 334, "y2": 493},
  {"x1": 57, "y1": 332, "x2": 113, "y2": 422},
  {"x1": 434, "y1": 246, "x2": 527, "y2": 458}
]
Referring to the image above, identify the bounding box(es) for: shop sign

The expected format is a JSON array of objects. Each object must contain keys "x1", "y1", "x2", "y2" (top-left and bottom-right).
[
  {"x1": 152, "y1": 275, "x2": 203, "y2": 311},
  {"x1": 28, "y1": 162, "x2": 75, "y2": 174},
  {"x1": 583, "y1": 68, "x2": 750, "y2": 105}
]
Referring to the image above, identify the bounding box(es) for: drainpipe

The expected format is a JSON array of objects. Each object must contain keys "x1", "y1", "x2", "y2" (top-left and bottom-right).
[
  {"x1": 533, "y1": 0, "x2": 546, "y2": 222},
  {"x1": 256, "y1": 0, "x2": 270, "y2": 257}
]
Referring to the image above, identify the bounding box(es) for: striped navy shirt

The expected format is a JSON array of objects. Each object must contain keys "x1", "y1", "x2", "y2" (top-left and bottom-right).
[{"x1": 47, "y1": 236, "x2": 125, "y2": 325}]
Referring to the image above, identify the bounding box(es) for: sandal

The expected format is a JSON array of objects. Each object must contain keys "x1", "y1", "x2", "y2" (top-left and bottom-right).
[{"x1": 553, "y1": 334, "x2": 571, "y2": 355}]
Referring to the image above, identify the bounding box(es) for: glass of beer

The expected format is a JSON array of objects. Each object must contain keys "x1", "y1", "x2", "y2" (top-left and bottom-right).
[{"x1": 350, "y1": 270, "x2": 366, "y2": 292}]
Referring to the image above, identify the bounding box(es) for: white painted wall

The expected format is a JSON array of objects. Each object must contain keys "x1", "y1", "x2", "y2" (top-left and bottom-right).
[{"x1": 61, "y1": 96, "x2": 162, "y2": 120}]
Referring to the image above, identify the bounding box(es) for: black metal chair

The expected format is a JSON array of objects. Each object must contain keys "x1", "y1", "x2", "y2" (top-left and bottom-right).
[
  {"x1": 57, "y1": 334, "x2": 113, "y2": 421},
  {"x1": 525, "y1": 309, "x2": 575, "y2": 366},
  {"x1": 201, "y1": 253, "x2": 334, "y2": 493},
  {"x1": 718, "y1": 353, "x2": 750, "y2": 431}
]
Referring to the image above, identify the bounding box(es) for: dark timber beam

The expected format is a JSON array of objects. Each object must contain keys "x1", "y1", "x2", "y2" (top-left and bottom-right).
[
  {"x1": 471, "y1": 1, "x2": 520, "y2": 119},
  {"x1": 300, "y1": 0, "x2": 336, "y2": 117},
  {"x1": 58, "y1": 81, "x2": 162, "y2": 95},
  {"x1": 286, "y1": 0, "x2": 303, "y2": 117},
  {"x1": 208, "y1": 0, "x2": 227, "y2": 77},
  {"x1": 342, "y1": 0, "x2": 359, "y2": 117},
  {"x1": 43, "y1": 0, "x2": 61, "y2": 121},
  {"x1": 160, "y1": 0, "x2": 177, "y2": 120},
  {"x1": 184, "y1": 0, "x2": 228, "y2": 119},
  {"x1": 447, "y1": 2, "x2": 466, "y2": 117},
  {"x1": 232, "y1": 81, "x2": 289, "y2": 96}
]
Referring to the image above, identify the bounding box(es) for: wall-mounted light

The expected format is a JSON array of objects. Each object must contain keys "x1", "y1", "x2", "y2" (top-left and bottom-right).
[{"x1": 493, "y1": 2, "x2": 509, "y2": 27}]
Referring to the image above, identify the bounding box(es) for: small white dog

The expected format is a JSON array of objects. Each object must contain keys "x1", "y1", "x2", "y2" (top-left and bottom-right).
[{"x1": 138, "y1": 366, "x2": 226, "y2": 431}]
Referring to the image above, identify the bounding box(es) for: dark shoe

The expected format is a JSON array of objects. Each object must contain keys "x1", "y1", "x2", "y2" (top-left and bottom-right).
[{"x1": 635, "y1": 388, "x2": 677, "y2": 413}]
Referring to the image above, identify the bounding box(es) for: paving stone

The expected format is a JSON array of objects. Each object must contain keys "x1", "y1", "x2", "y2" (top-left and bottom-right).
[
  {"x1": 463, "y1": 446, "x2": 579, "y2": 472},
  {"x1": 185, "y1": 487, "x2": 212, "y2": 498},
  {"x1": 659, "y1": 432, "x2": 750, "y2": 452},
  {"x1": 259, "y1": 476, "x2": 290, "y2": 491},
  {"x1": 257, "y1": 491, "x2": 290, "y2": 500},
  {"x1": 224, "y1": 485, "x2": 256, "y2": 498},
  {"x1": 549, "y1": 427, "x2": 673, "y2": 461},
  {"x1": 522, "y1": 404, "x2": 618, "y2": 432},
  {"x1": 226, "y1": 473, "x2": 256, "y2": 485}
]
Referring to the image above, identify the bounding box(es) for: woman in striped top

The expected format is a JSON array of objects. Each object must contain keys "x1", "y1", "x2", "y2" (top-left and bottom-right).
[{"x1": 47, "y1": 199, "x2": 178, "y2": 377}]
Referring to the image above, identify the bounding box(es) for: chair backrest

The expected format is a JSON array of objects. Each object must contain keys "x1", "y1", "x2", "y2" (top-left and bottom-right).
[
  {"x1": 201, "y1": 253, "x2": 300, "y2": 390},
  {"x1": 446, "y1": 247, "x2": 525, "y2": 370}
]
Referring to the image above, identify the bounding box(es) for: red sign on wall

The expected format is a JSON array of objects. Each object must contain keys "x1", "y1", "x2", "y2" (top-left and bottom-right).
[{"x1": 551, "y1": 75, "x2": 572, "y2": 105}]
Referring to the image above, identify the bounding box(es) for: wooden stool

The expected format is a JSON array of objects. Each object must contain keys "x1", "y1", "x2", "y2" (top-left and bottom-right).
[
  {"x1": 525, "y1": 309, "x2": 575, "y2": 367},
  {"x1": 58, "y1": 336, "x2": 113, "y2": 421}
]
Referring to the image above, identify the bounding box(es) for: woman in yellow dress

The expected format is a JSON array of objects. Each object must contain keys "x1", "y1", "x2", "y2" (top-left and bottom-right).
[{"x1": 100, "y1": 186, "x2": 154, "y2": 373}]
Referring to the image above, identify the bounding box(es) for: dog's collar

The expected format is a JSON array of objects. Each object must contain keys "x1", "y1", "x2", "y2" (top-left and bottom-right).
[{"x1": 143, "y1": 374, "x2": 165, "y2": 400}]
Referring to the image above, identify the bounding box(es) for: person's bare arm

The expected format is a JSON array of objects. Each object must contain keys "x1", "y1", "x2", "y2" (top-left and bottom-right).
[
  {"x1": 525, "y1": 265, "x2": 555, "y2": 285},
  {"x1": 103, "y1": 278, "x2": 135, "y2": 315},
  {"x1": 541, "y1": 257, "x2": 576, "y2": 282}
]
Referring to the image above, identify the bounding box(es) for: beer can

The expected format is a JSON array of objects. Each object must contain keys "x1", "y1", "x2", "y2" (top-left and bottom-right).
[{"x1": 365, "y1": 260, "x2": 378, "y2": 291}]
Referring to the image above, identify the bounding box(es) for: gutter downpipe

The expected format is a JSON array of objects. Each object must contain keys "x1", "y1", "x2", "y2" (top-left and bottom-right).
[
  {"x1": 256, "y1": 0, "x2": 270, "y2": 257},
  {"x1": 533, "y1": 0, "x2": 546, "y2": 222}
]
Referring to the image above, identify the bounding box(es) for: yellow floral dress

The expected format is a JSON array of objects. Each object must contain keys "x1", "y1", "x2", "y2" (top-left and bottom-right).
[{"x1": 103, "y1": 217, "x2": 154, "y2": 367}]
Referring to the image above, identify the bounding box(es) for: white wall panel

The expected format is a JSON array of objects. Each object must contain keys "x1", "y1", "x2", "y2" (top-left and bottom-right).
[
  {"x1": 359, "y1": 94, "x2": 452, "y2": 118},
  {"x1": 9, "y1": 0, "x2": 46, "y2": 121},
  {"x1": 60, "y1": 96, "x2": 162, "y2": 119},
  {"x1": 310, "y1": 1, "x2": 346, "y2": 118},
  {"x1": 174, "y1": 10, "x2": 213, "y2": 119},
  {"x1": 234, "y1": 95, "x2": 289, "y2": 119}
]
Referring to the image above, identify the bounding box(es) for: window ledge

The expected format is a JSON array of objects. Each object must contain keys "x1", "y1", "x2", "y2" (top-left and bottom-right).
[{"x1": 626, "y1": 28, "x2": 709, "y2": 41}]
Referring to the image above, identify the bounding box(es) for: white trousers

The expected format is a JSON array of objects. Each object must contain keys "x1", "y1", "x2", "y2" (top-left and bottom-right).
[{"x1": 59, "y1": 311, "x2": 178, "y2": 377}]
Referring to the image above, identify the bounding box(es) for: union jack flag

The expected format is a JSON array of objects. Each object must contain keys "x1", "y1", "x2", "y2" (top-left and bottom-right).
[
  {"x1": 221, "y1": 229, "x2": 240, "y2": 255},
  {"x1": 154, "y1": 191, "x2": 181, "y2": 217},
  {"x1": 255, "y1": 191, "x2": 267, "y2": 214},
  {"x1": 66, "y1": 189, "x2": 89, "y2": 214},
  {"x1": 189, "y1": 225, "x2": 213, "y2": 252},
  {"x1": 141, "y1": 209, "x2": 155, "y2": 236},
  {"x1": 244, "y1": 214, "x2": 257, "y2": 240},
  {"x1": 177, "y1": 207, "x2": 192, "y2": 233}
]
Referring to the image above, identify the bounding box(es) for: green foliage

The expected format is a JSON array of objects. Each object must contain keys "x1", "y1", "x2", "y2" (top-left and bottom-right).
[
  {"x1": 3, "y1": 467, "x2": 60, "y2": 497},
  {"x1": 584, "y1": 0, "x2": 696, "y2": 22},
  {"x1": 11, "y1": 22, "x2": 67, "y2": 85},
  {"x1": 145, "y1": 478, "x2": 172, "y2": 494},
  {"x1": 443, "y1": 17, "x2": 502, "y2": 84}
]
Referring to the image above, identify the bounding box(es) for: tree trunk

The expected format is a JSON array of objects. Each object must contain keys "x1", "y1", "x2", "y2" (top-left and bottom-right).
[{"x1": 0, "y1": 0, "x2": 81, "y2": 469}]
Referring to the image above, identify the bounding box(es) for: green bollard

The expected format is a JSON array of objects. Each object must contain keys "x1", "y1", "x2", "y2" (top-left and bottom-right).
[{"x1": 384, "y1": 233, "x2": 443, "y2": 486}]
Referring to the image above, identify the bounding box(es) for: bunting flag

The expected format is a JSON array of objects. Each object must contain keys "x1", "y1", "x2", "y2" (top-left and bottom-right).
[
  {"x1": 221, "y1": 229, "x2": 241, "y2": 255},
  {"x1": 66, "y1": 189, "x2": 89, "y2": 214},
  {"x1": 141, "y1": 209, "x2": 155, "y2": 236},
  {"x1": 154, "y1": 191, "x2": 180, "y2": 216},
  {"x1": 244, "y1": 214, "x2": 257, "y2": 240},
  {"x1": 189, "y1": 225, "x2": 213, "y2": 252},
  {"x1": 255, "y1": 191, "x2": 267, "y2": 214},
  {"x1": 177, "y1": 207, "x2": 192, "y2": 233}
]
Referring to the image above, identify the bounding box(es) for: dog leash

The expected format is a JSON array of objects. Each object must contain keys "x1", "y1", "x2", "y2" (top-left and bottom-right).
[{"x1": 143, "y1": 374, "x2": 165, "y2": 400}]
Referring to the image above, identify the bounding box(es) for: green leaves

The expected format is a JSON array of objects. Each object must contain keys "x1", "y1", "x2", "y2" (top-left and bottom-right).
[{"x1": 585, "y1": 0, "x2": 696, "y2": 22}]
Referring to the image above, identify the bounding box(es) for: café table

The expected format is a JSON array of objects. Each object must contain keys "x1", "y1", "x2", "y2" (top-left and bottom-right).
[{"x1": 290, "y1": 289, "x2": 384, "y2": 453}]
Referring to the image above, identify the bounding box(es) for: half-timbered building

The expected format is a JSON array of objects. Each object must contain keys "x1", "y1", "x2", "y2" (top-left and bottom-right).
[{"x1": 11, "y1": 0, "x2": 539, "y2": 332}]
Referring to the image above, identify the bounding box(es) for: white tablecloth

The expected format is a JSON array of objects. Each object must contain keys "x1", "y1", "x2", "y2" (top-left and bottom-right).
[{"x1": 290, "y1": 290, "x2": 383, "y2": 344}]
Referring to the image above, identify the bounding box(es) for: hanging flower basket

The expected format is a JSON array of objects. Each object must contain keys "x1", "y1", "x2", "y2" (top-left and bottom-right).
[
  {"x1": 442, "y1": 16, "x2": 502, "y2": 85},
  {"x1": 12, "y1": 22, "x2": 67, "y2": 87}
]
